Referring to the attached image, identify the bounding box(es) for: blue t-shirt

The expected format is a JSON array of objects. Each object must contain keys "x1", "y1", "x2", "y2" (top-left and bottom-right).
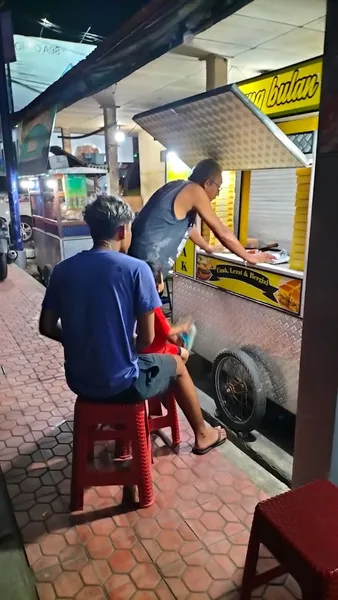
[{"x1": 42, "y1": 250, "x2": 161, "y2": 398}]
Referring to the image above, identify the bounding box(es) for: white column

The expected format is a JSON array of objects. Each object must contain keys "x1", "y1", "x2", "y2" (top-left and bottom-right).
[
  {"x1": 102, "y1": 105, "x2": 119, "y2": 196},
  {"x1": 61, "y1": 129, "x2": 72, "y2": 154},
  {"x1": 206, "y1": 55, "x2": 228, "y2": 91},
  {"x1": 138, "y1": 130, "x2": 165, "y2": 203},
  {"x1": 95, "y1": 91, "x2": 119, "y2": 196}
]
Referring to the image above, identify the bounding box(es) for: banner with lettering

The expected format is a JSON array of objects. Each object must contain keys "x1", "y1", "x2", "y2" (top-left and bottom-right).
[
  {"x1": 17, "y1": 107, "x2": 56, "y2": 176},
  {"x1": 175, "y1": 238, "x2": 195, "y2": 278},
  {"x1": 239, "y1": 57, "x2": 322, "y2": 118},
  {"x1": 196, "y1": 254, "x2": 302, "y2": 315}
]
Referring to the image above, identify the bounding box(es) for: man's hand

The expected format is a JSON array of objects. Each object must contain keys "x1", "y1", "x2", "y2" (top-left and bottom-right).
[
  {"x1": 209, "y1": 243, "x2": 225, "y2": 254},
  {"x1": 246, "y1": 252, "x2": 276, "y2": 265}
]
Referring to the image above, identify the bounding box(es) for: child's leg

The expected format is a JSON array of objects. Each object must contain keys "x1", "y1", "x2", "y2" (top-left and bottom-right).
[{"x1": 180, "y1": 347, "x2": 189, "y2": 364}]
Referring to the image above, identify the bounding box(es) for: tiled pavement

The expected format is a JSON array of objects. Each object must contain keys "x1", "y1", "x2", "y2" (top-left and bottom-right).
[{"x1": 0, "y1": 266, "x2": 301, "y2": 600}]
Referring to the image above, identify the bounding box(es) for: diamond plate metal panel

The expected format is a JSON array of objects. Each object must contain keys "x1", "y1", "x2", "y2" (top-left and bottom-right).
[
  {"x1": 134, "y1": 85, "x2": 309, "y2": 171},
  {"x1": 288, "y1": 132, "x2": 314, "y2": 155},
  {"x1": 173, "y1": 276, "x2": 302, "y2": 414}
]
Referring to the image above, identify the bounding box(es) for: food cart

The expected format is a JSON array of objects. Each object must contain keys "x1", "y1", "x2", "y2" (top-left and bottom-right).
[
  {"x1": 134, "y1": 83, "x2": 312, "y2": 433},
  {"x1": 22, "y1": 166, "x2": 106, "y2": 284}
]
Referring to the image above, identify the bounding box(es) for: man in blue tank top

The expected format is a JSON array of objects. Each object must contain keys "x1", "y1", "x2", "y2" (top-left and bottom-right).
[
  {"x1": 39, "y1": 195, "x2": 226, "y2": 454},
  {"x1": 129, "y1": 159, "x2": 274, "y2": 276}
]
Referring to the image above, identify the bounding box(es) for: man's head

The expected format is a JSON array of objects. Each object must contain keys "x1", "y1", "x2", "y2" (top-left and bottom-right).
[
  {"x1": 189, "y1": 158, "x2": 222, "y2": 201},
  {"x1": 83, "y1": 195, "x2": 133, "y2": 253}
]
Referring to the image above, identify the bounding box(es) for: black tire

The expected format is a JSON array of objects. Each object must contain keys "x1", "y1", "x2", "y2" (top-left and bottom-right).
[
  {"x1": 212, "y1": 347, "x2": 266, "y2": 433},
  {"x1": 43, "y1": 264, "x2": 53, "y2": 287},
  {"x1": 0, "y1": 252, "x2": 8, "y2": 282},
  {"x1": 241, "y1": 345, "x2": 287, "y2": 407}
]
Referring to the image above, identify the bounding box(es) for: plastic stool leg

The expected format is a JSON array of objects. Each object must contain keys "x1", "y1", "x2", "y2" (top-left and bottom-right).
[
  {"x1": 132, "y1": 407, "x2": 154, "y2": 509},
  {"x1": 115, "y1": 439, "x2": 131, "y2": 460},
  {"x1": 114, "y1": 423, "x2": 131, "y2": 459},
  {"x1": 148, "y1": 397, "x2": 163, "y2": 417},
  {"x1": 87, "y1": 426, "x2": 95, "y2": 462},
  {"x1": 240, "y1": 520, "x2": 261, "y2": 600},
  {"x1": 70, "y1": 409, "x2": 88, "y2": 512}
]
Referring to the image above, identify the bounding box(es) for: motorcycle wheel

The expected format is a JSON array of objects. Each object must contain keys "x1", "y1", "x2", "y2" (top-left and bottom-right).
[{"x1": 0, "y1": 252, "x2": 8, "y2": 282}]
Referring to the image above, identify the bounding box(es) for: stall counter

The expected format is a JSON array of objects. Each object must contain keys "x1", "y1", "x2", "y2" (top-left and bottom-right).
[
  {"x1": 200, "y1": 250, "x2": 304, "y2": 279},
  {"x1": 195, "y1": 249, "x2": 303, "y2": 317}
]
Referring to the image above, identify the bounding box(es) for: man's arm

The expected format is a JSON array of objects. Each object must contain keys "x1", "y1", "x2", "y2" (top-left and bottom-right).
[
  {"x1": 189, "y1": 226, "x2": 223, "y2": 254},
  {"x1": 39, "y1": 266, "x2": 63, "y2": 343},
  {"x1": 191, "y1": 186, "x2": 274, "y2": 265},
  {"x1": 39, "y1": 309, "x2": 63, "y2": 343},
  {"x1": 136, "y1": 311, "x2": 155, "y2": 351},
  {"x1": 134, "y1": 262, "x2": 162, "y2": 351}
]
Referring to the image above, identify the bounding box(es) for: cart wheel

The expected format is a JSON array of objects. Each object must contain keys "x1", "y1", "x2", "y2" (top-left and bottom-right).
[
  {"x1": 212, "y1": 348, "x2": 266, "y2": 433},
  {"x1": 241, "y1": 345, "x2": 287, "y2": 407},
  {"x1": 0, "y1": 252, "x2": 8, "y2": 282},
  {"x1": 43, "y1": 264, "x2": 53, "y2": 287}
]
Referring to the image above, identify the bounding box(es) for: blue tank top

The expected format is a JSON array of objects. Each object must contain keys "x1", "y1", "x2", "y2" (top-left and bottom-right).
[{"x1": 129, "y1": 180, "x2": 196, "y2": 277}]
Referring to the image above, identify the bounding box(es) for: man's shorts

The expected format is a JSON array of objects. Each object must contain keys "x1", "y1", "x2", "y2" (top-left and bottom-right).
[
  {"x1": 134, "y1": 353, "x2": 177, "y2": 399},
  {"x1": 78, "y1": 353, "x2": 177, "y2": 404}
]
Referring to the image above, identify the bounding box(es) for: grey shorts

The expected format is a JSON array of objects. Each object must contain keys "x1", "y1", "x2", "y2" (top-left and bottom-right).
[
  {"x1": 79, "y1": 353, "x2": 177, "y2": 404},
  {"x1": 134, "y1": 353, "x2": 177, "y2": 399}
]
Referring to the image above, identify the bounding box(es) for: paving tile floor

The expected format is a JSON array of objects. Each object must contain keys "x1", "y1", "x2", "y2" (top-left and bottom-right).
[{"x1": 0, "y1": 267, "x2": 301, "y2": 600}]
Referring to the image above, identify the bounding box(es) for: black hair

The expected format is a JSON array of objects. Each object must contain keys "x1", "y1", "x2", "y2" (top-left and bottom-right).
[
  {"x1": 83, "y1": 195, "x2": 133, "y2": 243},
  {"x1": 147, "y1": 261, "x2": 163, "y2": 286},
  {"x1": 188, "y1": 158, "x2": 222, "y2": 185}
]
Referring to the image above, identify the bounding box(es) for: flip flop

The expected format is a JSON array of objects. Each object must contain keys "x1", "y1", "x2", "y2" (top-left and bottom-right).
[{"x1": 192, "y1": 429, "x2": 227, "y2": 456}]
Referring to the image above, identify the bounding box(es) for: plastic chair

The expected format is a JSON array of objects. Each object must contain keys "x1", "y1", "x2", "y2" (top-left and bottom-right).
[
  {"x1": 70, "y1": 397, "x2": 154, "y2": 512},
  {"x1": 240, "y1": 480, "x2": 338, "y2": 600}
]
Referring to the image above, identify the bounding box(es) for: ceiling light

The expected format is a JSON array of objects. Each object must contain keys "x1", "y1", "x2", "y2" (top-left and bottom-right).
[{"x1": 115, "y1": 130, "x2": 125, "y2": 143}]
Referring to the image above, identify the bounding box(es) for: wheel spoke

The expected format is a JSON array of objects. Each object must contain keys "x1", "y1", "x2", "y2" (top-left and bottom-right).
[{"x1": 216, "y1": 355, "x2": 255, "y2": 426}]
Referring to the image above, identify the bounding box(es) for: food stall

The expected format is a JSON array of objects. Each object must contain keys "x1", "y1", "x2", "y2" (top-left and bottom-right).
[
  {"x1": 23, "y1": 166, "x2": 106, "y2": 284},
  {"x1": 134, "y1": 83, "x2": 312, "y2": 433}
]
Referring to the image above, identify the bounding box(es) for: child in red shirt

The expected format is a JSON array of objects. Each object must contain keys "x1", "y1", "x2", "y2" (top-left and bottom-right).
[{"x1": 142, "y1": 263, "x2": 192, "y2": 363}]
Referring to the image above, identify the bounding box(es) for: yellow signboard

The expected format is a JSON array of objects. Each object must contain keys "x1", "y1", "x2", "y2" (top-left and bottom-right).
[
  {"x1": 196, "y1": 254, "x2": 302, "y2": 315},
  {"x1": 175, "y1": 238, "x2": 195, "y2": 278},
  {"x1": 239, "y1": 57, "x2": 322, "y2": 118}
]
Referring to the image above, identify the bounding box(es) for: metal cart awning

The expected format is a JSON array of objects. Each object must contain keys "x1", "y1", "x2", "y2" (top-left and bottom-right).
[{"x1": 133, "y1": 84, "x2": 310, "y2": 171}]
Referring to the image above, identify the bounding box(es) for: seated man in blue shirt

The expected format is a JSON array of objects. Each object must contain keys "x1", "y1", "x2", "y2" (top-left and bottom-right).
[{"x1": 39, "y1": 195, "x2": 226, "y2": 455}]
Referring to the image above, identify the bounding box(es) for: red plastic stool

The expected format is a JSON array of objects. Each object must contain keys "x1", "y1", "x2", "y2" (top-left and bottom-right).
[
  {"x1": 114, "y1": 391, "x2": 181, "y2": 460},
  {"x1": 70, "y1": 397, "x2": 154, "y2": 512},
  {"x1": 240, "y1": 480, "x2": 338, "y2": 600},
  {"x1": 148, "y1": 391, "x2": 181, "y2": 446}
]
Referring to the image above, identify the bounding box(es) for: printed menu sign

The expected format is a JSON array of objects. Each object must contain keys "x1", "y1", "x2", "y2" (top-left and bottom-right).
[{"x1": 196, "y1": 254, "x2": 302, "y2": 315}]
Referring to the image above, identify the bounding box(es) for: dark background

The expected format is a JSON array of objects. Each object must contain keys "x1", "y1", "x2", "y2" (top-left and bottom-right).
[{"x1": 3, "y1": 0, "x2": 151, "y2": 42}]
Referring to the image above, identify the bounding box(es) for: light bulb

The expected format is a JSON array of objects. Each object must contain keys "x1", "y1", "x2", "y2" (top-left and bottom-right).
[{"x1": 115, "y1": 130, "x2": 125, "y2": 143}]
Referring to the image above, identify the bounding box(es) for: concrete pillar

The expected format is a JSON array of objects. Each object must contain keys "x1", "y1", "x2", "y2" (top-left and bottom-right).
[
  {"x1": 206, "y1": 55, "x2": 228, "y2": 91},
  {"x1": 292, "y1": 1, "x2": 338, "y2": 487},
  {"x1": 94, "y1": 90, "x2": 119, "y2": 196},
  {"x1": 138, "y1": 130, "x2": 165, "y2": 203},
  {"x1": 61, "y1": 129, "x2": 72, "y2": 154},
  {"x1": 102, "y1": 105, "x2": 119, "y2": 196}
]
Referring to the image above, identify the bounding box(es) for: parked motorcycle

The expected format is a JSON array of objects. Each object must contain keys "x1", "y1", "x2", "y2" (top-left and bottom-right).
[{"x1": 0, "y1": 217, "x2": 18, "y2": 281}]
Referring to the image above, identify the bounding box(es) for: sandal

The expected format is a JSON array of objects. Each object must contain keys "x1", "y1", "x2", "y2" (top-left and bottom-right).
[{"x1": 192, "y1": 429, "x2": 227, "y2": 456}]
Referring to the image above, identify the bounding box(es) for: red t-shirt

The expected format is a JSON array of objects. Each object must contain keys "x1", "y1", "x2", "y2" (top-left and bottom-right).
[{"x1": 142, "y1": 307, "x2": 179, "y2": 355}]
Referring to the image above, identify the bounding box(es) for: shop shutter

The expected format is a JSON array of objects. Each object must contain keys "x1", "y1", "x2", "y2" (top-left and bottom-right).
[{"x1": 248, "y1": 168, "x2": 297, "y2": 251}]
